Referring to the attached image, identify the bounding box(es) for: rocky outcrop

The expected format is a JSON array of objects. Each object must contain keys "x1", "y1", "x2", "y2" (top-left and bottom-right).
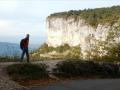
[{"x1": 46, "y1": 16, "x2": 120, "y2": 59}]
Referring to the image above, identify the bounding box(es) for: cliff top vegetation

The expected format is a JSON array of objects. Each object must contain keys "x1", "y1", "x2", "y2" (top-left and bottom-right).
[{"x1": 48, "y1": 6, "x2": 120, "y2": 28}]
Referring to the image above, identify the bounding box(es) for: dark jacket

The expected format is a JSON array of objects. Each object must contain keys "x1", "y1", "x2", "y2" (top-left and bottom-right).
[{"x1": 20, "y1": 37, "x2": 29, "y2": 49}]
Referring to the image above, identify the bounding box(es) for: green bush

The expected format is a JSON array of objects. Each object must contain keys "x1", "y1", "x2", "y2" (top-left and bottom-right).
[
  {"x1": 65, "y1": 45, "x2": 81, "y2": 59},
  {"x1": 53, "y1": 60, "x2": 120, "y2": 78},
  {"x1": 7, "y1": 63, "x2": 48, "y2": 80}
]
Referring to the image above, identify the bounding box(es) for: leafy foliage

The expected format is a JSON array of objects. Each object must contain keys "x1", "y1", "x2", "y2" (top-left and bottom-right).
[
  {"x1": 48, "y1": 6, "x2": 120, "y2": 27},
  {"x1": 102, "y1": 43, "x2": 120, "y2": 61},
  {"x1": 65, "y1": 45, "x2": 82, "y2": 59},
  {"x1": 53, "y1": 60, "x2": 120, "y2": 78},
  {"x1": 31, "y1": 43, "x2": 82, "y2": 60},
  {"x1": 7, "y1": 63, "x2": 48, "y2": 80}
]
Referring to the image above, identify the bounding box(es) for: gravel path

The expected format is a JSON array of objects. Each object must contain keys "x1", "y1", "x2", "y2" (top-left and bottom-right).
[
  {"x1": 0, "y1": 60, "x2": 63, "y2": 90},
  {"x1": 33, "y1": 60, "x2": 63, "y2": 73},
  {"x1": 1, "y1": 60, "x2": 120, "y2": 90},
  {"x1": 0, "y1": 76, "x2": 26, "y2": 90},
  {"x1": 0, "y1": 64, "x2": 27, "y2": 90}
]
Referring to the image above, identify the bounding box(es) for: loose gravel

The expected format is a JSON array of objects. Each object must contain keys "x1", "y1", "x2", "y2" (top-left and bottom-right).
[{"x1": 0, "y1": 65, "x2": 27, "y2": 90}]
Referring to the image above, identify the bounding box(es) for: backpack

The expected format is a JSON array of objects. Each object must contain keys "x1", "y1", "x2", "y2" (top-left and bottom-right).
[{"x1": 20, "y1": 39, "x2": 24, "y2": 50}]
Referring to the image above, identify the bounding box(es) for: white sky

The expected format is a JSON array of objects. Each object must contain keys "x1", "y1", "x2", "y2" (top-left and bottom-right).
[{"x1": 0, "y1": 0, "x2": 120, "y2": 44}]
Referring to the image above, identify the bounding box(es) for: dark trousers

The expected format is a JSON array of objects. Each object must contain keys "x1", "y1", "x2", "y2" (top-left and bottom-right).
[{"x1": 21, "y1": 48, "x2": 29, "y2": 62}]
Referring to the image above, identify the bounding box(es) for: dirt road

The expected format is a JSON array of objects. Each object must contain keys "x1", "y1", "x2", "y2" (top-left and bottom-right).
[{"x1": 30, "y1": 79, "x2": 120, "y2": 90}]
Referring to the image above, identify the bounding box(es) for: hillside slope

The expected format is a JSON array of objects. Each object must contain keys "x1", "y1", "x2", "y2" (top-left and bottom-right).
[
  {"x1": 33, "y1": 6, "x2": 120, "y2": 60},
  {"x1": 0, "y1": 42, "x2": 21, "y2": 57}
]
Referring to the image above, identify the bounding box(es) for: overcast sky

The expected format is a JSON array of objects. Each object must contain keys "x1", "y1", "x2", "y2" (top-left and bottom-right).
[{"x1": 0, "y1": 0, "x2": 120, "y2": 45}]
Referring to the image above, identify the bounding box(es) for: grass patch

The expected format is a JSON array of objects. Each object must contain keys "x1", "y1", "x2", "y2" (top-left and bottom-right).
[
  {"x1": 0, "y1": 56, "x2": 21, "y2": 62},
  {"x1": 53, "y1": 60, "x2": 120, "y2": 78},
  {"x1": 7, "y1": 63, "x2": 49, "y2": 81}
]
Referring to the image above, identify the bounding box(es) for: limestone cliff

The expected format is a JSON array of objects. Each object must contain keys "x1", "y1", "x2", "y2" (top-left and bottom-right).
[{"x1": 46, "y1": 6, "x2": 120, "y2": 59}]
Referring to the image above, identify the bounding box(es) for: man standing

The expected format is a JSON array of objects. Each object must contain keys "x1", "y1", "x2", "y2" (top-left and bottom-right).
[{"x1": 20, "y1": 34, "x2": 30, "y2": 62}]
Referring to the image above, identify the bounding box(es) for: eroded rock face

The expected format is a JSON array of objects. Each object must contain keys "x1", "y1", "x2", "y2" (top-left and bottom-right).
[{"x1": 46, "y1": 17, "x2": 120, "y2": 59}]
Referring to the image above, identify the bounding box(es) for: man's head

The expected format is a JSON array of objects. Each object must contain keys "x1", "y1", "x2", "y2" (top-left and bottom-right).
[{"x1": 26, "y1": 34, "x2": 29, "y2": 38}]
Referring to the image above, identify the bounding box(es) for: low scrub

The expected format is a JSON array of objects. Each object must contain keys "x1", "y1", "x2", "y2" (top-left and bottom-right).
[
  {"x1": 0, "y1": 56, "x2": 20, "y2": 62},
  {"x1": 53, "y1": 60, "x2": 120, "y2": 78},
  {"x1": 7, "y1": 63, "x2": 49, "y2": 80}
]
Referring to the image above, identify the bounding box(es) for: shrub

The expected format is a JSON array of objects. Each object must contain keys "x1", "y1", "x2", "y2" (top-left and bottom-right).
[
  {"x1": 65, "y1": 45, "x2": 81, "y2": 59},
  {"x1": 53, "y1": 60, "x2": 120, "y2": 78},
  {"x1": 7, "y1": 63, "x2": 49, "y2": 80}
]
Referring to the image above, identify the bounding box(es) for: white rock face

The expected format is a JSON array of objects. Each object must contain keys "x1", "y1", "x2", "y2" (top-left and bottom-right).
[{"x1": 46, "y1": 17, "x2": 119, "y2": 59}]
